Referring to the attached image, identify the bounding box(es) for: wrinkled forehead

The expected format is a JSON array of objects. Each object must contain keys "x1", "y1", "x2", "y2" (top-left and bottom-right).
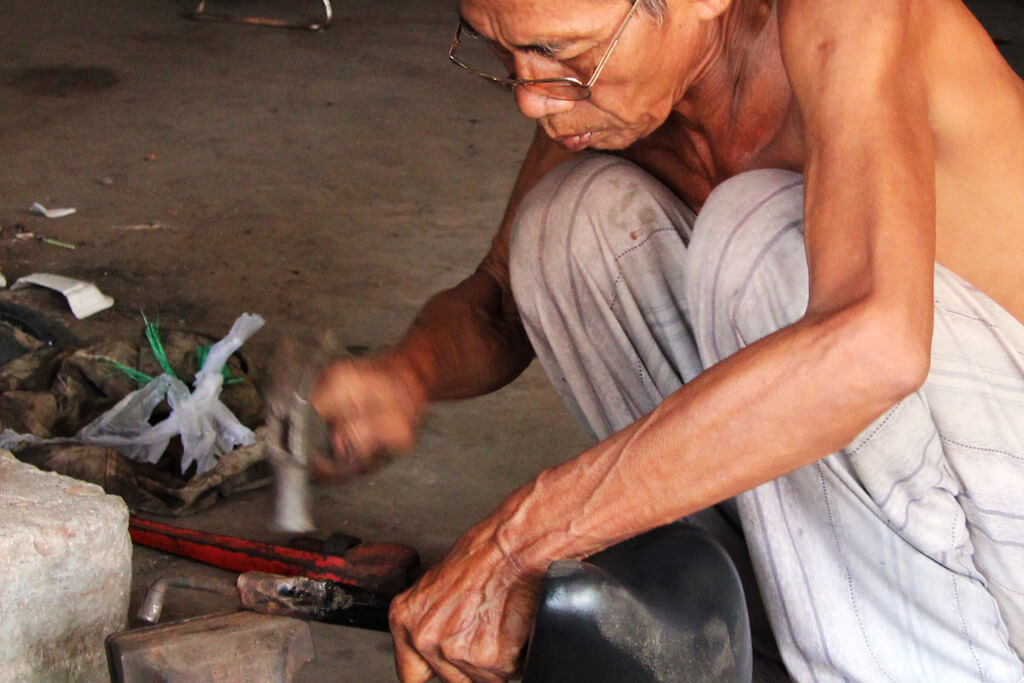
[{"x1": 458, "y1": 0, "x2": 614, "y2": 44}]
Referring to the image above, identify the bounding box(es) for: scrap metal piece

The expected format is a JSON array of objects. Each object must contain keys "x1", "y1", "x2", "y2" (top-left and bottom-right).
[
  {"x1": 237, "y1": 571, "x2": 351, "y2": 617},
  {"x1": 136, "y1": 569, "x2": 392, "y2": 638},
  {"x1": 237, "y1": 571, "x2": 391, "y2": 632},
  {"x1": 106, "y1": 611, "x2": 314, "y2": 683},
  {"x1": 137, "y1": 573, "x2": 239, "y2": 625},
  {"x1": 189, "y1": 0, "x2": 333, "y2": 31}
]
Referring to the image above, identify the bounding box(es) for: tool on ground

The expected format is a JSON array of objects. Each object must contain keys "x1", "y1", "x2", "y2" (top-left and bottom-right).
[
  {"x1": 120, "y1": 522, "x2": 754, "y2": 682},
  {"x1": 236, "y1": 570, "x2": 392, "y2": 630},
  {"x1": 137, "y1": 570, "x2": 393, "y2": 632},
  {"x1": 188, "y1": 0, "x2": 332, "y2": 30},
  {"x1": 107, "y1": 605, "x2": 315, "y2": 682},
  {"x1": 129, "y1": 515, "x2": 421, "y2": 595},
  {"x1": 110, "y1": 527, "x2": 408, "y2": 681},
  {"x1": 108, "y1": 568, "x2": 389, "y2": 680},
  {"x1": 109, "y1": 534, "x2": 407, "y2": 682}
]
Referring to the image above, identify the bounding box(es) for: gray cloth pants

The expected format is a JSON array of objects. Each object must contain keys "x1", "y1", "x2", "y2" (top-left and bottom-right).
[{"x1": 508, "y1": 154, "x2": 1024, "y2": 682}]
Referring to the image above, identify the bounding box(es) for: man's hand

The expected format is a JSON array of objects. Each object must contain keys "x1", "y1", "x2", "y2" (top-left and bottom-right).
[
  {"x1": 308, "y1": 353, "x2": 427, "y2": 478},
  {"x1": 389, "y1": 522, "x2": 542, "y2": 682}
]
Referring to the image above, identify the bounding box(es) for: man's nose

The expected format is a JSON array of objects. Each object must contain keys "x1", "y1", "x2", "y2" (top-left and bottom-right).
[
  {"x1": 512, "y1": 55, "x2": 575, "y2": 120},
  {"x1": 514, "y1": 85, "x2": 574, "y2": 119}
]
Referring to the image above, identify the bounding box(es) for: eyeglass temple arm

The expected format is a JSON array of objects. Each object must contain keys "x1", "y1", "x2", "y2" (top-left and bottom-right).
[{"x1": 583, "y1": 0, "x2": 640, "y2": 88}]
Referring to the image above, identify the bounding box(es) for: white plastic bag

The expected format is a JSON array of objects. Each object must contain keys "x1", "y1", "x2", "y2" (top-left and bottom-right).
[
  {"x1": 76, "y1": 313, "x2": 265, "y2": 474},
  {"x1": 75, "y1": 373, "x2": 179, "y2": 463}
]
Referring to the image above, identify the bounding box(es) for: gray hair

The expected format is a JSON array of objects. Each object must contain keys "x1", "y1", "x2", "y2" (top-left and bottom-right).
[{"x1": 638, "y1": 0, "x2": 668, "y2": 20}]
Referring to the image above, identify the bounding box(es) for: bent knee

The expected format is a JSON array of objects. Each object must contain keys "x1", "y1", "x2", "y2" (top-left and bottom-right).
[
  {"x1": 687, "y1": 169, "x2": 804, "y2": 271},
  {"x1": 509, "y1": 153, "x2": 694, "y2": 313},
  {"x1": 685, "y1": 170, "x2": 809, "y2": 358}
]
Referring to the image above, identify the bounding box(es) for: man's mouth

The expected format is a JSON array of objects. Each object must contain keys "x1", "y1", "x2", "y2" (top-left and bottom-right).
[{"x1": 557, "y1": 131, "x2": 593, "y2": 152}]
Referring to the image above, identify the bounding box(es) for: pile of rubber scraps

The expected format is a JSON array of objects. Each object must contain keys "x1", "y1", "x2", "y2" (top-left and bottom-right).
[{"x1": 0, "y1": 312, "x2": 272, "y2": 515}]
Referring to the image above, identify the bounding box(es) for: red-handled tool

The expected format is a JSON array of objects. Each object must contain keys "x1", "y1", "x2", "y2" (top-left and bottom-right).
[{"x1": 129, "y1": 516, "x2": 420, "y2": 595}]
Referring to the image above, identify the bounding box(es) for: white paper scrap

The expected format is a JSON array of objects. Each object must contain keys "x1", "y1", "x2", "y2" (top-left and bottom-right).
[
  {"x1": 11, "y1": 273, "x2": 114, "y2": 319},
  {"x1": 30, "y1": 202, "x2": 77, "y2": 219}
]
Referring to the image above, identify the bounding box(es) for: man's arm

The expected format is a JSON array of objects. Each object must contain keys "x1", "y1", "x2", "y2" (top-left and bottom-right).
[
  {"x1": 310, "y1": 126, "x2": 575, "y2": 473},
  {"x1": 388, "y1": 125, "x2": 577, "y2": 401},
  {"x1": 389, "y1": 1, "x2": 937, "y2": 679}
]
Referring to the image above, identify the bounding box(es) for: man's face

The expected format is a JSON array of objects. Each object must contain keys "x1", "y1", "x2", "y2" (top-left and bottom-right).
[{"x1": 458, "y1": 0, "x2": 702, "y2": 151}]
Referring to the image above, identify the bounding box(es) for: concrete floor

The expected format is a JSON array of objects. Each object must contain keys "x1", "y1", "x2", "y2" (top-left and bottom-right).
[{"x1": 1, "y1": 0, "x2": 1021, "y2": 681}]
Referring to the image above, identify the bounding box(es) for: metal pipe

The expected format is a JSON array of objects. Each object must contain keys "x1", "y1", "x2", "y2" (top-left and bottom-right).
[{"x1": 137, "y1": 574, "x2": 239, "y2": 624}]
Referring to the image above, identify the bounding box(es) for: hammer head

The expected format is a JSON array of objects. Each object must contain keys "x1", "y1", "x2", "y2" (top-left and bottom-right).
[{"x1": 264, "y1": 334, "x2": 339, "y2": 533}]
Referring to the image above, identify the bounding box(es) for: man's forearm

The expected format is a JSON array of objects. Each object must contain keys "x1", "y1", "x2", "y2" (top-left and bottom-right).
[
  {"x1": 391, "y1": 269, "x2": 535, "y2": 402},
  {"x1": 487, "y1": 303, "x2": 929, "y2": 578},
  {"x1": 389, "y1": 126, "x2": 576, "y2": 403}
]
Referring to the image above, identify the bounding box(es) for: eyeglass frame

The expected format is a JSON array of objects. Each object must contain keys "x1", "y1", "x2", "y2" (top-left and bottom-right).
[{"x1": 448, "y1": 0, "x2": 642, "y2": 101}]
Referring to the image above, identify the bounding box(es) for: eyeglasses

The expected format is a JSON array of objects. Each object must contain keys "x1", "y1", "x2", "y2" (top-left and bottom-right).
[{"x1": 448, "y1": 0, "x2": 640, "y2": 101}]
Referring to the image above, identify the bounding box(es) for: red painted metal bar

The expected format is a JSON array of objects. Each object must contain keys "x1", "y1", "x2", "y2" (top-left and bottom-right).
[{"x1": 129, "y1": 516, "x2": 419, "y2": 595}]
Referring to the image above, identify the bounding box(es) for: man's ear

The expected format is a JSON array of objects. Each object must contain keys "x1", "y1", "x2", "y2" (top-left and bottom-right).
[{"x1": 689, "y1": 0, "x2": 731, "y2": 21}]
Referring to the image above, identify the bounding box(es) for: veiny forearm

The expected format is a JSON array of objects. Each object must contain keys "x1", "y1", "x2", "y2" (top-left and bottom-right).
[{"x1": 488, "y1": 303, "x2": 928, "y2": 578}]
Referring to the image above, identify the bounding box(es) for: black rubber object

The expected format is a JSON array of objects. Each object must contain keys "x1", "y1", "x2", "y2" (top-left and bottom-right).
[
  {"x1": 0, "y1": 301, "x2": 77, "y2": 366},
  {"x1": 521, "y1": 523, "x2": 752, "y2": 682}
]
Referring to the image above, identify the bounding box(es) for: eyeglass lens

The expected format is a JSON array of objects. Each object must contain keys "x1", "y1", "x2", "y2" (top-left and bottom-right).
[
  {"x1": 454, "y1": 27, "x2": 516, "y2": 78},
  {"x1": 454, "y1": 26, "x2": 590, "y2": 100}
]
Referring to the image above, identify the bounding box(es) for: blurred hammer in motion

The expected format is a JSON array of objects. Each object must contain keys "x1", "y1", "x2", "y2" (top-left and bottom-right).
[{"x1": 264, "y1": 335, "x2": 338, "y2": 532}]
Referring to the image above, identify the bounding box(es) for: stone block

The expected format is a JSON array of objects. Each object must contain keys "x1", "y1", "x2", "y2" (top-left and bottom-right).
[{"x1": 0, "y1": 449, "x2": 131, "y2": 682}]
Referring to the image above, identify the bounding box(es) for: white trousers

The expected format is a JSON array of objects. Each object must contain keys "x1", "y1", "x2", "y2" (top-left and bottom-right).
[{"x1": 508, "y1": 154, "x2": 1024, "y2": 682}]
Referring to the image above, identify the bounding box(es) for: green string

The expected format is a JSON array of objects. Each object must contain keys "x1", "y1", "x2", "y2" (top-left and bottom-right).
[
  {"x1": 42, "y1": 237, "x2": 77, "y2": 250},
  {"x1": 105, "y1": 313, "x2": 245, "y2": 386},
  {"x1": 142, "y1": 313, "x2": 177, "y2": 379},
  {"x1": 104, "y1": 360, "x2": 154, "y2": 387}
]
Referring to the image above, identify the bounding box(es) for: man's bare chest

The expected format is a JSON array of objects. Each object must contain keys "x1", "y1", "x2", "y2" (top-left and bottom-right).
[{"x1": 619, "y1": 104, "x2": 805, "y2": 212}]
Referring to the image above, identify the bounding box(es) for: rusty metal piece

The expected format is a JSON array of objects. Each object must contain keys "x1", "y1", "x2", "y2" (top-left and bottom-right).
[
  {"x1": 138, "y1": 569, "x2": 392, "y2": 634},
  {"x1": 106, "y1": 611, "x2": 314, "y2": 682},
  {"x1": 237, "y1": 571, "x2": 391, "y2": 632},
  {"x1": 113, "y1": 573, "x2": 314, "y2": 682},
  {"x1": 137, "y1": 573, "x2": 238, "y2": 624},
  {"x1": 189, "y1": 0, "x2": 333, "y2": 31},
  {"x1": 238, "y1": 571, "x2": 352, "y2": 617}
]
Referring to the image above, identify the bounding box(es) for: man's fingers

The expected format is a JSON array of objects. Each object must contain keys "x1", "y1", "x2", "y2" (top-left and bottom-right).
[
  {"x1": 392, "y1": 626, "x2": 435, "y2": 683},
  {"x1": 306, "y1": 356, "x2": 423, "y2": 480},
  {"x1": 395, "y1": 641, "x2": 478, "y2": 683},
  {"x1": 307, "y1": 429, "x2": 360, "y2": 479}
]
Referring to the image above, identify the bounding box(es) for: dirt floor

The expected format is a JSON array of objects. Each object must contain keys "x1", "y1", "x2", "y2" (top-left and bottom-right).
[{"x1": 1, "y1": 0, "x2": 1022, "y2": 680}]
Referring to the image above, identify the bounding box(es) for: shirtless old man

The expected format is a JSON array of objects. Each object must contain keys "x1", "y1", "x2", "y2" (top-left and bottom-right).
[{"x1": 310, "y1": 0, "x2": 1024, "y2": 679}]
